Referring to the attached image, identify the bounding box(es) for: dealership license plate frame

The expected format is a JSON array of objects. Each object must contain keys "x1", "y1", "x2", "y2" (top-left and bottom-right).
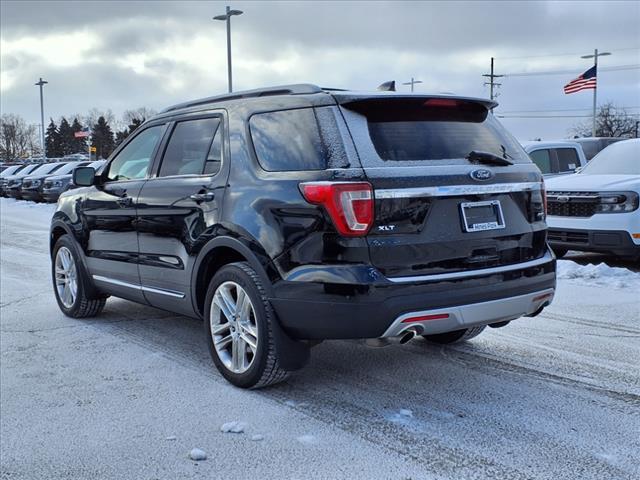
[{"x1": 460, "y1": 200, "x2": 506, "y2": 233}]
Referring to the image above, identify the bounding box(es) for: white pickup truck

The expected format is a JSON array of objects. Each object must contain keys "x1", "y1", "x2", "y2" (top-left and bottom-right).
[{"x1": 522, "y1": 141, "x2": 588, "y2": 177}]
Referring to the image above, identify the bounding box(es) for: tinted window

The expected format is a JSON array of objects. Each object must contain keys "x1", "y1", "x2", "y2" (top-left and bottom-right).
[
  {"x1": 555, "y1": 148, "x2": 579, "y2": 172},
  {"x1": 344, "y1": 99, "x2": 529, "y2": 164},
  {"x1": 159, "y1": 118, "x2": 222, "y2": 177},
  {"x1": 250, "y1": 108, "x2": 326, "y2": 171},
  {"x1": 106, "y1": 126, "x2": 163, "y2": 181},
  {"x1": 529, "y1": 149, "x2": 552, "y2": 173}
]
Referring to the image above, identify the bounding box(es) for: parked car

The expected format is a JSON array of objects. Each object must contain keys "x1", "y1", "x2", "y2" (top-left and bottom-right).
[
  {"x1": 546, "y1": 139, "x2": 640, "y2": 260},
  {"x1": 3, "y1": 164, "x2": 44, "y2": 198},
  {"x1": 0, "y1": 164, "x2": 30, "y2": 195},
  {"x1": 50, "y1": 84, "x2": 555, "y2": 388},
  {"x1": 572, "y1": 137, "x2": 625, "y2": 161},
  {"x1": 522, "y1": 141, "x2": 588, "y2": 177},
  {"x1": 20, "y1": 162, "x2": 74, "y2": 202},
  {"x1": 42, "y1": 160, "x2": 106, "y2": 203}
]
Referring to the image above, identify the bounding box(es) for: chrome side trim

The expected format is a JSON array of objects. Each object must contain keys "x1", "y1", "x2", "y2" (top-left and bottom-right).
[
  {"x1": 92, "y1": 275, "x2": 185, "y2": 299},
  {"x1": 387, "y1": 250, "x2": 554, "y2": 284},
  {"x1": 381, "y1": 288, "x2": 555, "y2": 338},
  {"x1": 375, "y1": 182, "x2": 541, "y2": 199}
]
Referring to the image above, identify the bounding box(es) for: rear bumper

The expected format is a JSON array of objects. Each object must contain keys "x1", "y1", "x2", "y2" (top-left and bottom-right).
[
  {"x1": 382, "y1": 288, "x2": 554, "y2": 338},
  {"x1": 548, "y1": 227, "x2": 640, "y2": 257},
  {"x1": 270, "y1": 251, "x2": 556, "y2": 339}
]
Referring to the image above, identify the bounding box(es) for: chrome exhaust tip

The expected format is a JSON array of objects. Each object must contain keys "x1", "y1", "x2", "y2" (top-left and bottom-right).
[{"x1": 399, "y1": 328, "x2": 419, "y2": 344}]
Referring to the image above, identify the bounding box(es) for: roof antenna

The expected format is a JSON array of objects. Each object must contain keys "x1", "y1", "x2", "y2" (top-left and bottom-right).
[{"x1": 377, "y1": 80, "x2": 396, "y2": 92}]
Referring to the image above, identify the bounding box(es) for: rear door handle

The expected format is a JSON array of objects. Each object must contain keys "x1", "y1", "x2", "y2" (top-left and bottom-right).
[{"x1": 190, "y1": 192, "x2": 215, "y2": 202}]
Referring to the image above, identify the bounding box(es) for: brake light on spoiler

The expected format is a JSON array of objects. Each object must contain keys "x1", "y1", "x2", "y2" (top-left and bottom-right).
[{"x1": 300, "y1": 182, "x2": 374, "y2": 237}]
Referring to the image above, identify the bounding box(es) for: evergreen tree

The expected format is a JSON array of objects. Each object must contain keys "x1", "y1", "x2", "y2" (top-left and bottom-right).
[
  {"x1": 115, "y1": 129, "x2": 129, "y2": 147},
  {"x1": 58, "y1": 117, "x2": 74, "y2": 156},
  {"x1": 91, "y1": 116, "x2": 115, "y2": 159},
  {"x1": 114, "y1": 116, "x2": 146, "y2": 147},
  {"x1": 70, "y1": 118, "x2": 87, "y2": 154},
  {"x1": 44, "y1": 119, "x2": 62, "y2": 158}
]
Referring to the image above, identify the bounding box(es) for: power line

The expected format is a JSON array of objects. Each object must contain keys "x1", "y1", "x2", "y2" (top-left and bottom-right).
[
  {"x1": 498, "y1": 106, "x2": 640, "y2": 114},
  {"x1": 497, "y1": 113, "x2": 640, "y2": 119},
  {"x1": 504, "y1": 64, "x2": 640, "y2": 77},
  {"x1": 495, "y1": 46, "x2": 640, "y2": 60}
]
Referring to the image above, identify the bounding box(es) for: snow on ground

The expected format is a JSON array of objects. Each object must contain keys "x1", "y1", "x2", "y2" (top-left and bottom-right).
[
  {"x1": 557, "y1": 259, "x2": 640, "y2": 289},
  {"x1": 1, "y1": 197, "x2": 639, "y2": 480}
]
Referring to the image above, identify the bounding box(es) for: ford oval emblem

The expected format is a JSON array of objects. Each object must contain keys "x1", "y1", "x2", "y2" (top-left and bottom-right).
[{"x1": 470, "y1": 168, "x2": 493, "y2": 181}]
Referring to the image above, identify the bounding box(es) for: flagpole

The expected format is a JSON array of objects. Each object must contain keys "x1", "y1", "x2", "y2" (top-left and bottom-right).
[
  {"x1": 580, "y1": 49, "x2": 611, "y2": 137},
  {"x1": 592, "y1": 48, "x2": 597, "y2": 137}
]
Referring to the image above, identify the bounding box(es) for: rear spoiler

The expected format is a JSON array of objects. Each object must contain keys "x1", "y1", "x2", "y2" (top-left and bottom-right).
[{"x1": 331, "y1": 93, "x2": 498, "y2": 111}]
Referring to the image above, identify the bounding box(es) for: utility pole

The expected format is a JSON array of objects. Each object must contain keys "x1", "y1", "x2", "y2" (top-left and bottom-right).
[
  {"x1": 482, "y1": 57, "x2": 503, "y2": 111},
  {"x1": 402, "y1": 77, "x2": 423, "y2": 92},
  {"x1": 213, "y1": 6, "x2": 244, "y2": 93},
  {"x1": 580, "y1": 49, "x2": 611, "y2": 137},
  {"x1": 34, "y1": 77, "x2": 48, "y2": 158}
]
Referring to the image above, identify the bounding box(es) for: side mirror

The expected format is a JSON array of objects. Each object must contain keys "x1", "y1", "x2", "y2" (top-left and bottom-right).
[{"x1": 73, "y1": 166, "x2": 96, "y2": 186}]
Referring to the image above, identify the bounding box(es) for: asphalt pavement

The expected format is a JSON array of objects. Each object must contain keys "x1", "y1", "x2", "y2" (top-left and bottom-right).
[{"x1": 1, "y1": 198, "x2": 639, "y2": 480}]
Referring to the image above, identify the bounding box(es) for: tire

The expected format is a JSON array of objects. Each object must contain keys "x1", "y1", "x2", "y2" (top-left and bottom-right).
[
  {"x1": 423, "y1": 325, "x2": 486, "y2": 344},
  {"x1": 52, "y1": 235, "x2": 106, "y2": 318},
  {"x1": 204, "y1": 262, "x2": 289, "y2": 389},
  {"x1": 552, "y1": 247, "x2": 568, "y2": 259}
]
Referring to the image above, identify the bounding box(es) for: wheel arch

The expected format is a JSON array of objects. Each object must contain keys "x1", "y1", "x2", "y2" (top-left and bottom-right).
[{"x1": 191, "y1": 236, "x2": 279, "y2": 318}]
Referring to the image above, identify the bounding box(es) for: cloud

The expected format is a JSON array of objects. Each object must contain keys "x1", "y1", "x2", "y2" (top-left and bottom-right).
[{"x1": 1, "y1": 0, "x2": 638, "y2": 140}]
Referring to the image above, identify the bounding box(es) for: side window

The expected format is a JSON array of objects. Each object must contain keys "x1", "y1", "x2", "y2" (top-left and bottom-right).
[
  {"x1": 159, "y1": 118, "x2": 221, "y2": 177},
  {"x1": 106, "y1": 125, "x2": 164, "y2": 181},
  {"x1": 555, "y1": 148, "x2": 579, "y2": 172},
  {"x1": 529, "y1": 149, "x2": 552, "y2": 174},
  {"x1": 249, "y1": 108, "x2": 326, "y2": 171}
]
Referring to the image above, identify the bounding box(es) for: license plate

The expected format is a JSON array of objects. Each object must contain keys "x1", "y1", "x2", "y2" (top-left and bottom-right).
[{"x1": 460, "y1": 200, "x2": 505, "y2": 232}]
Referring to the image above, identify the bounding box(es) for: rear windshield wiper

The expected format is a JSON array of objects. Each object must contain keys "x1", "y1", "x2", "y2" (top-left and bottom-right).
[{"x1": 466, "y1": 150, "x2": 513, "y2": 166}]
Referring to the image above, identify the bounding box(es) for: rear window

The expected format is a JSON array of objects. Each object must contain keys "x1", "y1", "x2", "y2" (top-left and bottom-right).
[
  {"x1": 249, "y1": 108, "x2": 326, "y2": 171},
  {"x1": 342, "y1": 98, "x2": 530, "y2": 166}
]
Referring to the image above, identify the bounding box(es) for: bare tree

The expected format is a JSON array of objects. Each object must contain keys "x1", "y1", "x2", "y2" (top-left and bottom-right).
[
  {"x1": 0, "y1": 114, "x2": 40, "y2": 161},
  {"x1": 572, "y1": 102, "x2": 638, "y2": 138},
  {"x1": 122, "y1": 107, "x2": 156, "y2": 125}
]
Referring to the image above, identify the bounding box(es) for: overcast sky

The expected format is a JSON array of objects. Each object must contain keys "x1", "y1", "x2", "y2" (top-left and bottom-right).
[{"x1": 1, "y1": 0, "x2": 639, "y2": 140}]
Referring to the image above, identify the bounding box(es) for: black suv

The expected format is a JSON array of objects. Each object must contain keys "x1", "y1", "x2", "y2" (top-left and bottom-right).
[{"x1": 50, "y1": 84, "x2": 555, "y2": 388}]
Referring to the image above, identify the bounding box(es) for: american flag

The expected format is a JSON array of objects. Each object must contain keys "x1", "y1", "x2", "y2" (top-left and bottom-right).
[
  {"x1": 74, "y1": 128, "x2": 91, "y2": 138},
  {"x1": 563, "y1": 66, "x2": 597, "y2": 94}
]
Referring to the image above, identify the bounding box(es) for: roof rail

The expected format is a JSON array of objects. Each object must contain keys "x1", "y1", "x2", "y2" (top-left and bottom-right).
[{"x1": 161, "y1": 84, "x2": 324, "y2": 113}]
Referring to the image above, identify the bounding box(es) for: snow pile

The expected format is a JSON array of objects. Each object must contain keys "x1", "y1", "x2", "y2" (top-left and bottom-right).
[
  {"x1": 220, "y1": 421, "x2": 246, "y2": 433},
  {"x1": 557, "y1": 260, "x2": 640, "y2": 289}
]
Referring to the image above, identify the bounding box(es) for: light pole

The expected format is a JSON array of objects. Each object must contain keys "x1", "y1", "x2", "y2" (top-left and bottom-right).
[
  {"x1": 35, "y1": 77, "x2": 48, "y2": 158},
  {"x1": 214, "y1": 6, "x2": 244, "y2": 93},
  {"x1": 580, "y1": 49, "x2": 611, "y2": 137},
  {"x1": 402, "y1": 77, "x2": 423, "y2": 92}
]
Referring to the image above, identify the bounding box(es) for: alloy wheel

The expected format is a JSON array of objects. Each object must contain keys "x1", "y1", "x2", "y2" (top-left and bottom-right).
[
  {"x1": 54, "y1": 246, "x2": 78, "y2": 308},
  {"x1": 210, "y1": 281, "x2": 259, "y2": 374}
]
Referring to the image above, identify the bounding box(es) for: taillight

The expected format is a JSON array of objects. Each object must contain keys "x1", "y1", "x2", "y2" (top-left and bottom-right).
[{"x1": 300, "y1": 182, "x2": 374, "y2": 237}]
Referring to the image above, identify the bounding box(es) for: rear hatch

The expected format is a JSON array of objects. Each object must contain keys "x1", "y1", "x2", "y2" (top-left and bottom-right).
[{"x1": 336, "y1": 95, "x2": 547, "y2": 278}]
